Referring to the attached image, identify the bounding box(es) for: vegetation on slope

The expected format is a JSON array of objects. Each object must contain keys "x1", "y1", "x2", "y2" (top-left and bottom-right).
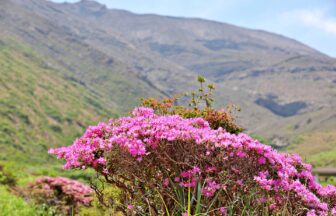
[
  {"x1": 287, "y1": 130, "x2": 336, "y2": 167},
  {"x1": 0, "y1": 37, "x2": 116, "y2": 164},
  {"x1": 0, "y1": 186, "x2": 38, "y2": 216}
]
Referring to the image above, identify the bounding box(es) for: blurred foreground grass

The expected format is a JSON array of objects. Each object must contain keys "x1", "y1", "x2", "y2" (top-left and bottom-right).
[{"x1": 0, "y1": 186, "x2": 37, "y2": 216}]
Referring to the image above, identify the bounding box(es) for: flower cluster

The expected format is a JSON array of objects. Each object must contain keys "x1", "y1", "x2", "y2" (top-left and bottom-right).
[
  {"x1": 27, "y1": 176, "x2": 93, "y2": 214},
  {"x1": 50, "y1": 107, "x2": 336, "y2": 215}
]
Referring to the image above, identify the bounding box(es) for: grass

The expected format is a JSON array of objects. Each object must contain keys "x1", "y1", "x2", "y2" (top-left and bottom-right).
[
  {"x1": 0, "y1": 37, "x2": 118, "y2": 164},
  {"x1": 286, "y1": 129, "x2": 336, "y2": 167},
  {"x1": 250, "y1": 134, "x2": 272, "y2": 145},
  {"x1": 0, "y1": 186, "x2": 37, "y2": 216}
]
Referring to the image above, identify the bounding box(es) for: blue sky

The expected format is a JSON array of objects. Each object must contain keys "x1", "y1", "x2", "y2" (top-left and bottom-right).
[{"x1": 51, "y1": 0, "x2": 336, "y2": 57}]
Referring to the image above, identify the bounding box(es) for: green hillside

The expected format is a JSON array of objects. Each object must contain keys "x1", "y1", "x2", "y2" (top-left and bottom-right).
[
  {"x1": 286, "y1": 129, "x2": 336, "y2": 167},
  {"x1": 0, "y1": 38, "x2": 116, "y2": 164},
  {"x1": 2, "y1": 0, "x2": 335, "y2": 169}
]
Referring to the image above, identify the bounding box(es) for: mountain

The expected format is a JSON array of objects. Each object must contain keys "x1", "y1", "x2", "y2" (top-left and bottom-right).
[{"x1": 0, "y1": 0, "x2": 335, "y2": 166}]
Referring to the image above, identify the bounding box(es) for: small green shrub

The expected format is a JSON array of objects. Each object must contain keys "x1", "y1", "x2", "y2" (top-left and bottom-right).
[
  {"x1": 79, "y1": 186, "x2": 122, "y2": 216},
  {"x1": 141, "y1": 76, "x2": 243, "y2": 133},
  {"x1": 0, "y1": 163, "x2": 17, "y2": 186},
  {"x1": 49, "y1": 124, "x2": 62, "y2": 133}
]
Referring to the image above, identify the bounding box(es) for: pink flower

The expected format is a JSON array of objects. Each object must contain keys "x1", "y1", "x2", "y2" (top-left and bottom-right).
[
  {"x1": 332, "y1": 207, "x2": 336, "y2": 215},
  {"x1": 132, "y1": 107, "x2": 154, "y2": 117},
  {"x1": 220, "y1": 207, "x2": 227, "y2": 215},
  {"x1": 205, "y1": 166, "x2": 217, "y2": 173},
  {"x1": 237, "y1": 180, "x2": 244, "y2": 187},
  {"x1": 179, "y1": 178, "x2": 196, "y2": 188},
  {"x1": 192, "y1": 166, "x2": 201, "y2": 174},
  {"x1": 256, "y1": 197, "x2": 267, "y2": 204},
  {"x1": 96, "y1": 157, "x2": 106, "y2": 165},
  {"x1": 202, "y1": 181, "x2": 221, "y2": 197},
  {"x1": 236, "y1": 151, "x2": 246, "y2": 158},
  {"x1": 181, "y1": 171, "x2": 192, "y2": 178},
  {"x1": 163, "y1": 178, "x2": 169, "y2": 186},
  {"x1": 127, "y1": 204, "x2": 134, "y2": 210},
  {"x1": 306, "y1": 210, "x2": 316, "y2": 216},
  {"x1": 257, "y1": 157, "x2": 266, "y2": 165}
]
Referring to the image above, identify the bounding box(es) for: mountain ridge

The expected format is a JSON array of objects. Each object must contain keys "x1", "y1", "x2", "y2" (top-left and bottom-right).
[{"x1": 65, "y1": 0, "x2": 332, "y2": 59}]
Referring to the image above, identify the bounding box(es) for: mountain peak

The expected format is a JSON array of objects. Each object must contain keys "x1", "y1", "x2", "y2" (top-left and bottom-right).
[
  {"x1": 78, "y1": 0, "x2": 104, "y2": 7},
  {"x1": 76, "y1": 0, "x2": 107, "y2": 15}
]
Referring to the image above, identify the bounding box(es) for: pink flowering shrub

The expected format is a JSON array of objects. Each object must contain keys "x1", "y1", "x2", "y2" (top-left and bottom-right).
[
  {"x1": 25, "y1": 176, "x2": 93, "y2": 215},
  {"x1": 49, "y1": 107, "x2": 336, "y2": 215}
]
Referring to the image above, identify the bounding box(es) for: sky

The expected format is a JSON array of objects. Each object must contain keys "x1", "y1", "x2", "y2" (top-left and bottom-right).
[{"x1": 51, "y1": 0, "x2": 336, "y2": 57}]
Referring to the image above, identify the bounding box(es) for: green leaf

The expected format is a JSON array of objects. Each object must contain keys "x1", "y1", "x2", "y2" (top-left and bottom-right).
[
  {"x1": 195, "y1": 180, "x2": 202, "y2": 215},
  {"x1": 187, "y1": 185, "x2": 191, "y2": 215}
]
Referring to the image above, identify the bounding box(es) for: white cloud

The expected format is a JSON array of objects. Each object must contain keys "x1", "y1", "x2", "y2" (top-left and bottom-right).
[{"x1": 284, "y1": 9, "x2": 336, "y2": 36}]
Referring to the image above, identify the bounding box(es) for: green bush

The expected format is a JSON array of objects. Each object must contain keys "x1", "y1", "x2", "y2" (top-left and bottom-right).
[{"x1": 0, "y1": 163, "x2": 17, "y2": 186}]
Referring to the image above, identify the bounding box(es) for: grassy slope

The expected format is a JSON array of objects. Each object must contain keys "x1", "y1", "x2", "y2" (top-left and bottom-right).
[
  {"x1": 286, "y1": 129, "x2": 336, "y2": 167},
  {"x1": 0, "y1": 186, "x2": 38, "y2": 216},
  {"x1": 0, "y1": 38, "x2": 117, "y2": 164}
]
